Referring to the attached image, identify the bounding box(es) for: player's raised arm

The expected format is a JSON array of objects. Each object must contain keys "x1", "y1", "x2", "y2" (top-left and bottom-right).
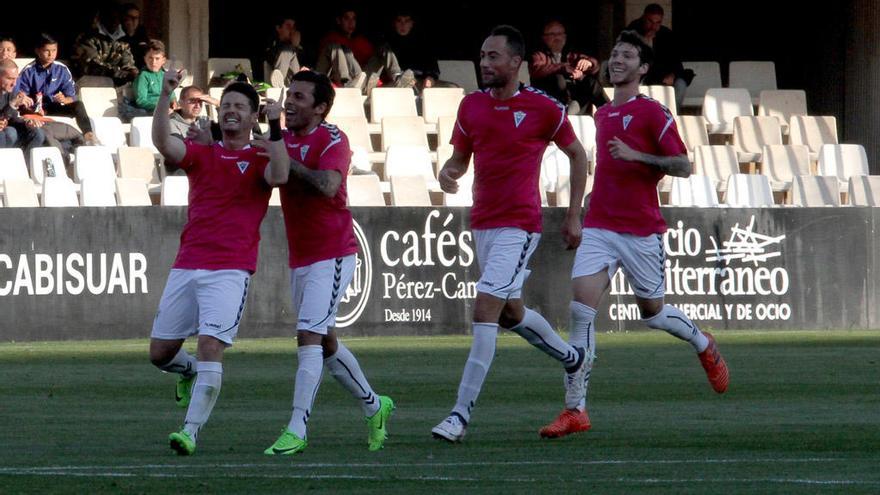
[
  {"x1": 152, "y1": 68, "x2": 187, "y2": 170},
  {"x1": 255, "y1": 99, "x2": 290, "y2": 186}
]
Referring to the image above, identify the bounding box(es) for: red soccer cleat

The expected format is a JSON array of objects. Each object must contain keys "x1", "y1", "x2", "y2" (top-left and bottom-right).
[
  {"x1": 539, "y1": 409, "x2": 592, "y2": 439},
  {"x1": 698, "y1": 332, "x2": 729, "y2": 394}
]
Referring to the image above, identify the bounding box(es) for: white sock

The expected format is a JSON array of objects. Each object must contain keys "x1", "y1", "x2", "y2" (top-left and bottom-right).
[
  {"x1": 644, "y1": 304, "x2": 709, "y2": 352},
  {"x1": 325, "y1": 342, "x2": 380, "y2": 417},
  {"x1": 157, "y1": 348, "x2": 197, "y2": 378},
  {"x1": 183, "y1": 361, "x2": 223, "y2": 442},
  {"x1": 287, "y1": 345, "x2": 324, "y2": 439},
  {"x1": 452, "y1": 322, "x2": 498, "y2": 424},
  {"x1": 508, "y1": 308, "x2": 580, "y2": 370},
  {"x1": 568, "y1": 301, "x2": 597, "y2": 410}
]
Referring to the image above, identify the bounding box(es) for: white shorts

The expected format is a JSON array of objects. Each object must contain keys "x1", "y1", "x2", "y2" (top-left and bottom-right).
[
  {"x1": 151, "y1": 269, "x2": 252, "y2": 345},
  {"x1": 572, "y1": 228, "x2": 666, "y2": 299},
  {"x1": 474, "y1": 228, "x2": 541, "y2": 300},
  {"x1": 290, "y1": 255, "x2": 356, "y2": 334}
]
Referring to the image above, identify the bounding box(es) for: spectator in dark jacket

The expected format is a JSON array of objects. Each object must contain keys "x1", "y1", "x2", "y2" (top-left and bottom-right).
[{"x1": 626, "y1": 3, "x2": 693, "y2": 108}]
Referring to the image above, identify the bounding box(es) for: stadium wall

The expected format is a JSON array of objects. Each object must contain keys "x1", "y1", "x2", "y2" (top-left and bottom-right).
[{"x1": 0, "y1": 207, "x2": 876, "y2": 342}]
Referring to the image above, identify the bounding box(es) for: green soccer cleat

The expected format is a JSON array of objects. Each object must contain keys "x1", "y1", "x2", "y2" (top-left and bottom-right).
[
  {"x1": 175, "y1": 374, "x2": 196, "y2": 408},
  {"x1": 366, "y1": 395, "x2": 395, "y2": 451},
  {"x1": 168, "y1": 430, "x2": 196, "y2": 456},
  {"x1": 263, "y1": 429, "x2": 307, "y2": 455}
]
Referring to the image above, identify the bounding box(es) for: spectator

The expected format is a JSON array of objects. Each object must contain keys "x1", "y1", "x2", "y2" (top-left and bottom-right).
[
  {"x1": 0, "y1": 38, "x2": 16, "y2": 62},
  {"x1": 15, "y1": 33, "x2": 100, "y2": 145},
  {"x1": 169, "y1": 85, "x2": 219, "y2": 140},
  {"x1": 0, "y1": 60, "x2": 46, "y2": 153},
  {"x1": 120, "y1": 3, "x2": 150, "y2": 66},
  {"x1": 134, "y1": 40, "x2": 174, "y2": 113},
  {"x1": 380, "y1": 11, "x2": 439, "y2": 90},
  {"x1": 626, "y1": 3, "x2": 693, "y2": 108},
  {"x1": 264, "y1": 15, "x2": 307, "y2": 87},
  {"x1": 529, "y1": 20, "x2": 607, "y2": 114},
  {"x1": 73, "y1": 2, "x2": 139, "y2": 86}
]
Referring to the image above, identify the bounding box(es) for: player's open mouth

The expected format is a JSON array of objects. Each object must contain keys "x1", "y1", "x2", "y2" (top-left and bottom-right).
[{"x1": 223, "y1": 116, "x2": 240, "y2": 124}]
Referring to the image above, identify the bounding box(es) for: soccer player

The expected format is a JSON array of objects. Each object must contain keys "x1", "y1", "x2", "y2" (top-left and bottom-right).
[
  {"x1": 147, "y1": 68, "x2": 290, "y2": 455},
  {"x1": 431, "y1": 25, "x2": 590, "y2": 443},
  {"x1": 263, "y1": 70, "x2": 394, "y2": 455},
  {"x1": 538, "y1": 31, "x2": 729, "y2": 439}
]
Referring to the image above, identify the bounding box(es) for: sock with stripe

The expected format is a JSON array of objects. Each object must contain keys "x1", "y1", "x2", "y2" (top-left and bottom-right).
[
  {"x1": 157, "y1": 348, "x2": 197, "y2": 378},
  {"x1": 325, "y1": 342, "x2": 380, "y2": 417},
  {"x1": 508, "y1": 308, "x2": 581, "y2": 370},
  {"x1": 452, "y1": 322, "x2": 498, "y2": 424},
  {"x1": 182, "y1": 361, "x2": 223, "y2": 442},
  {"x1": 288, "y1": 345, "x2": 324, "y2": 439},
  {"x1": 644, "y1": 304, "x2": 709, "y2": 352},
  {"x1": 568, "y1": 301, "x2": 597, "y2": 410}
]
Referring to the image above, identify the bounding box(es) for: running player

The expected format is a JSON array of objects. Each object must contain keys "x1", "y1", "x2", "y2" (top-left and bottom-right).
[
  {"x1": 263, "y1": 70, "x2": 394, "y2": 455},
  {"x1": 539, "y1": 31, "x2": 729, "y2": 439},
  {"x1": 148, "y1": 68, "x2": 290, "y2": 455},
  {"x1": 431, "y1": 25, "x2": 590, "y2": 443}
]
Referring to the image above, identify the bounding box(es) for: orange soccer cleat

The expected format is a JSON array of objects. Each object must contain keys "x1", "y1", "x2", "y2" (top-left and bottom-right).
[
  {"x1": 539, "y1": 409, "x2": 592, "y2": 439},
  {"x1": 698, "y1": 332, "x2": 729, "y2": 393}
]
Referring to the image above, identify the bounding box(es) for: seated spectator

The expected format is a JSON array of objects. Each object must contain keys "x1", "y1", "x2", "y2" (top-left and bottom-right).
[
  {"x1": 530, "y1": 20, "x2": 607, "y2": 114},
  {"x1": 0, "y1": 60, "x2": 46, "y2": 153},
  {"x1": 381, "y1": 11, "x2": 439, "y2": 90},
  {"x1": 15, "y1": 33, "x2": 100, "y2": 145},
  {"x1": 169, "y1": 85, "x2": 219, "y2": 140},
  {"x1": 133, "y1": 40, "x2": 175, "y2": 113},
  {"x1": 0, "y1": 38, "x2": 16, "y2": 62},
  {"x1": 120, "y1": 3, "x2": 150, "y2": 66},
  {"x1": 265, "y1": 15, "x2": 308, "y2": 87},
  {"x1": 73, "y1": 2, "x2": 139, "y2": 86},
  {"x1": 626, "y1": 3, "x2": 693, "y2": 108}
]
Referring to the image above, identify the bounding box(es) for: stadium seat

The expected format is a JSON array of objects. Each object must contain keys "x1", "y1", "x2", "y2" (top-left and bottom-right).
[
  {"x1": 80, "y1": 177, "x2": 117, "y2": 206},
  {"x1": 380, "y1": 116, "x2": 429, "y2": 151},
  {"x1": 0, "y1": 148, "x2": 31, "y2": 183},
  {"x1": 79, "y1": 87, "x2": 118, "y2": 118},
  {"x1": 269, "y1": 187, "x2": 281, "y2": 206},
  {"x1": 702, "y1": 88, "x2": 754, "y2": 135},
  {"x1": 724, "y1": 173, "x2": 775, "y2": 207},
  {"x1": 41, "y1": 176, "x2": 79, "y2": 207},
  {"x1": 370, "y1": 88, "x2": 417, "y2": 123},
  {"x1": 817, "y1": 144, "x2": 870, "y2": 192},
  {"x1": 437, "y1": 115, "x2": 457, "y2": 148},
  {"x1": 732, "y1": 116, "x2": 783, "y2": 163},
  {"x1": 118, "y1": 147, "x2": 160, "y2": 184},
  {"x1": 729, "y1": 61, "x2": 777, "y2": 104},
  {"x1": 643, "y1": 85, "x2": 677, "y2": 115},
  {"x1": 556, "y1": 173, "x2": 593, "y2": 208},
  {"x1": 89, "y1": 117, "x2": 127, "y2": 151},
  {"x1": 327, "y1": 88, "x2": 367, "y2": 120},
  {"x1": 3, "y1": 178, "x2": 39, "y2": 207},
  {"x1": 332, "y1": 116, "x2": 382, "y2": 163},
  {"x1": 207, "y1": 58, "x2": 253, "y2": 85},
  {"x1": 682, "y1": 61, "x2": 722, "y2": 108},
  {"x1": 390, "y1": 174, "x2": 431, "y2": 206},
  {"x1": 443, "y1": 172, "x2": 474, "y2": 207},
  {"x1": 29, "y1": 147, "x2": 68, "y2": 184},
  {"x1": 115, "y1": 178, "x2": 152, "y2": 206},
  {"x1": 74, "y1": 146, "x2": 116, "y2": 183},
  {"x1": 791, "y1": 175, "x2": 841, "y2": 207},
  {"x1": 847, "y1": 175, "x2": 880, "y2": 206},
  {"x1": 13, "y1": 57, "x2": 34, "y2": 70},
  {"x1": 760, "y1": 144, "x2": 811, "y2": 192},
  {"x1": 541, "y1": 145, "x2": 569, "y2": 193},
  {"x1": 694, "y1": 145, "x2": 740, "y2": 192},
  {"x1": 438, "y1": 60, "x2": 479, "y2": 94},
  {"x1": 161, "y1": 176, "x2": 189, "y2": 206},
  {"x1": 422, "y1": 88, "x2": 465, "y2": 124},
  {"x1": 76, "y1": 75, "x2": 115, "y2": 88},
  {"x1": 347, "y1": 174, "x2": 386, "y2": 206},
  {"x1": 669, "y1": 175, "x2": 720, "y2": 207},
  {"x1": 518, "y1": 64, "x2": 530, "y2": 86},
  {"x1": 675, "y1": 116, "x2": 710, "y2": 159},
  {"x1": 757, "y1": 90, "x2": 807, "y2": 133},
  {"x1": 129, "y1": 116, "x2": 157, "y2": 152},
  {"x1": 383, "y1": 145, "x2": 437, "y2": 187},
  {"x1": 789, "y1": 115, "x2": 839, "y2": 160},
  {"x1": 568, "y1": 115, "x2": 596, "y2": 166}
]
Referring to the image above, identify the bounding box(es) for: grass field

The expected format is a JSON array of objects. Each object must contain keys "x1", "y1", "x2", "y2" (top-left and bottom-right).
[{"x1": 1, "y1": 331, "x2": 879, "y2": 494}]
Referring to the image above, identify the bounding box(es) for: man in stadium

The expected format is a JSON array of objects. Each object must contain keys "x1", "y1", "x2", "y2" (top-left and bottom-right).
[
  {"x1": 538, "y1": 31, "x2": 729, "y2": 439},
  {"x1": 431, "y1": 25, "x2": 590, "y2": 443},
  {"x1": 263, "y1": 70, "x2": 394, "y2": 456},
  {"x1": 147, "y1": 68, "x2": 290, "y2": 455}
]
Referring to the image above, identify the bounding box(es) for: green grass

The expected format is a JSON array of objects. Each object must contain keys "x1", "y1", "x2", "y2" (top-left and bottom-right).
[{"x1": 1, "y1": 331, "x2": 879, "y2": 494}]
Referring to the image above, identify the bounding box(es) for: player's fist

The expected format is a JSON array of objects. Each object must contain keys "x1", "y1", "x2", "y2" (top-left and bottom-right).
[
  {"x1": 438, "y1": 167, "x2": 461, "y2": 194},
  {"x1": 163, "y1": 68, "x2": 186, "y2": 95},
  {"x1": 264, "y1": 99, "x2": 282, "y2": 121}
]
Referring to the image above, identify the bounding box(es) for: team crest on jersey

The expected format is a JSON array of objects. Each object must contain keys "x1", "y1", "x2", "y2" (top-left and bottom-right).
[
  {"x1": 513, "y1": 111, "x2": 527, "y2": 128},
  {"x1": 300, "y1": 145, "x2": 310, "y2": 161},
  {"x1": 623, "y1": 115, "x2": 633, "y2": 130},
  {"x1": 237, "y1": 161, "x2": 249, "y2": 174}
]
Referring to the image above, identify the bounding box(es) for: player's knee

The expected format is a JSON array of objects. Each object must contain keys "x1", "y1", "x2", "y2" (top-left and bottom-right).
[{"x1": 149, "y1": 350, "x2": 172, "y2": 368}]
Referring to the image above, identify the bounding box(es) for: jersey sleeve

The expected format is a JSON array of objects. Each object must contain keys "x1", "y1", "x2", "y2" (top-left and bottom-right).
[
  {"x1": 551, "y1": 109, "x2": 578, "y2": 148},
  {"x1": 318, "y1": 130, "x2": 352, "y2": 176},
  {"x1": 450, "y1": 97, "x2": 473, "y2": 154},
  {"x1": 178, "y1": 141, "x2": 209, "y2": 171},
  {"x1": 652, "y1": 103, "x2": 687, "y2": 157}
]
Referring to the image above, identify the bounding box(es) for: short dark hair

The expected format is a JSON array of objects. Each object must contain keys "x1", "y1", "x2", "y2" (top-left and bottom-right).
[
  {"x1": 0, "y1": 37, "x2": 15, "y2": 46},
  {"x1": 489, "y1": 25, "x2": 525, "y2": 59},
  {"x1": 34, "y1": 33, "x2": 58, "y2": 49},
  {"x1": 121, "y1": 2, "x2": 140, "y2": 13},
  {"x1": 616, "y1": 30, "x2": 654, "y2": 67},
  {"x1": 274, "y1": 14, "x2": 295, "y2": 27},
  {"x1": 222, "y1": 81, "x2": 259, "y2": 112},
  {"x1": 291, "y1": 70, "x2": 335, "y2": 118},
  {"x1": 146, "y1": 39, "x2": 166, "y2": 56},
  {"x1": 644, "y1": 3, "x2": 664, "y2": 16}
]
